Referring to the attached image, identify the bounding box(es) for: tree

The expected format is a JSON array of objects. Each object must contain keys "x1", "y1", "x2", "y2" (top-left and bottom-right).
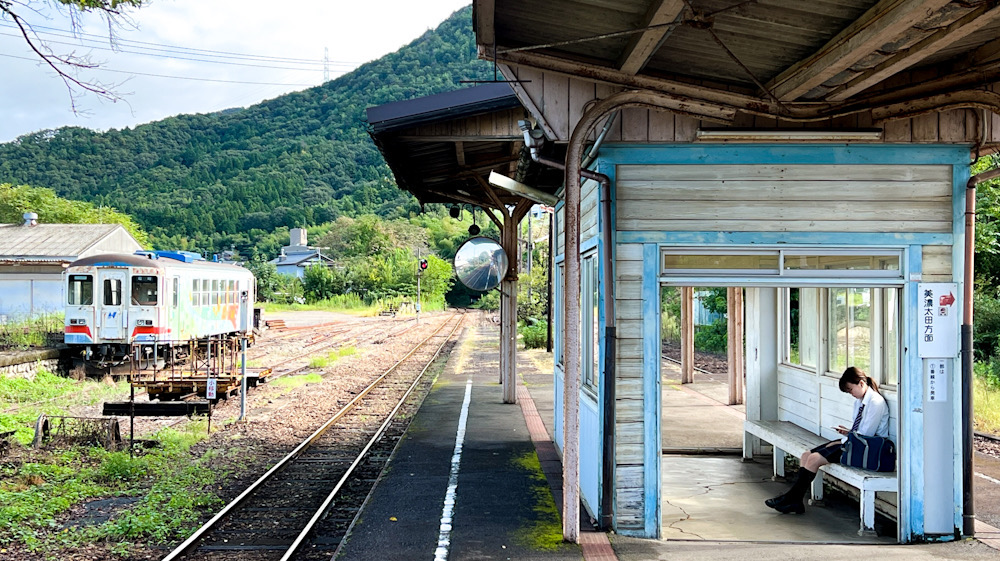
[{"x1": 1, "y1": 0, "x2": 144, "y2": 109}]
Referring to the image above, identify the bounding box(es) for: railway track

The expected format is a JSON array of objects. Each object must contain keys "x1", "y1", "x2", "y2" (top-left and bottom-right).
[{"x1": 162, "y1": 311, "x2": 465, "y2": 561}]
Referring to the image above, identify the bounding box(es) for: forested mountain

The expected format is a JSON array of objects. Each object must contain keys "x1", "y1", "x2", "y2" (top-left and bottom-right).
[{"x1": 0, "y1": 6, "x2": 491, "y2": 255}]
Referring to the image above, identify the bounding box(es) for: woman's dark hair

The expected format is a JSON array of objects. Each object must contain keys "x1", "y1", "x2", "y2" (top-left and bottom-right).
[{"x1": 839, "y1": 366, "x2": 880, "y2": 395}]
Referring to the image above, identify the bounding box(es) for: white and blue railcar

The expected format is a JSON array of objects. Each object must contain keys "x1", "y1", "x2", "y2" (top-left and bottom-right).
[{"x1": 64, "y1": 250, "x2": 256, "y2": 364}]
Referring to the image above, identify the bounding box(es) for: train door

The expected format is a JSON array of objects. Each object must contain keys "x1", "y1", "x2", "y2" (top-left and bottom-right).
[{"x1": 98, "y1": 269, "x2": 127, "y2": 340}]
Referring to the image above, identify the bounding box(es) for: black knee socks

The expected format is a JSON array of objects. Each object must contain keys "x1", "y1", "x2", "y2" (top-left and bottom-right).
[{"x1": 784, "y1": 468, "x2": 816, "y2": 503}]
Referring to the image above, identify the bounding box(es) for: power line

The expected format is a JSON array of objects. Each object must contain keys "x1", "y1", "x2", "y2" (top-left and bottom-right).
[
  {"x1": 0, "y1": 30, "x2": 343, "y2": 72},
  {"x1": 0, "y1": 21, "x2": 362, "y2": 67},
  {"x1": 0, "y1": 53, "x2": 321, "y2": 86}
]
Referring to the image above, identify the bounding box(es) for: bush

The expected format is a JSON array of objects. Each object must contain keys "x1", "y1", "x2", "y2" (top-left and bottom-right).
[
  {"x1": 694, "y1": 319, "x2": 728, "y2": 354},
  {"x1": 974, "y1": 291, "x2": 1000, "y2": 361},
  {"x1": 520, "y1": 320, "x2": 548, "y2": 349}
]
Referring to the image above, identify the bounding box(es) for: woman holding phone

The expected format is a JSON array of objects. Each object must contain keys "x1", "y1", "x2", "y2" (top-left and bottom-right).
[{"x1": 764, "y1": 366, "x2": 890, "y2": 514}]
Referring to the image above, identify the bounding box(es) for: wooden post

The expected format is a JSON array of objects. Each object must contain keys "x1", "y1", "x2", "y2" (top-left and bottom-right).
[
  {"x1": 681, "y1": 286, "x2": 694, "y2": 384},
  {"x1": 727, "y1": 287, "x2": 745, "y2": 405},
  {"x1": 500, "y1": 214, "x2": 519, "y2": 404}
]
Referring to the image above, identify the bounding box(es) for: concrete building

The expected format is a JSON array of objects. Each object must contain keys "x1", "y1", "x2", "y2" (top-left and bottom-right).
[{"x1": 0, "y1": 213, "x2": 143, "y2": 319}]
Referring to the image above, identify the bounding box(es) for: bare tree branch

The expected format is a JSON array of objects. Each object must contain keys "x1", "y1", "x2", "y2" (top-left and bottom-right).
[{"x1": 0, "y1": 0, "x2": 143, "y2": 112}]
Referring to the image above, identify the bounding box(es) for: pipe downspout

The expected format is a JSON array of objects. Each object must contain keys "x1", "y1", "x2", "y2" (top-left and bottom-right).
[
  {"x1": 961, "y1": 166, "x2": 999, "y2": 536},
  {"x1": 523, "y1": 125, "x2": 616, "y2": 533}
]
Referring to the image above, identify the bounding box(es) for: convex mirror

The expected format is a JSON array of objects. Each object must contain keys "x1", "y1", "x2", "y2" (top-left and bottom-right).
[{"x1": 454, "y1": 237, "x2": 508, "y2": 292}]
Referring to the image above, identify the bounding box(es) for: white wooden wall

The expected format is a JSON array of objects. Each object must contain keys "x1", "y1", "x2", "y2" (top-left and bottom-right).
[
  {"x1": 614, "y1": 242, "x2": 646, "y2": 529},
  {"x1": 503, "y1": 64, "x2": 996, "y2": 145},
  {"x1": 616, "y1": 164, "x2": 953, "y2": 233}
]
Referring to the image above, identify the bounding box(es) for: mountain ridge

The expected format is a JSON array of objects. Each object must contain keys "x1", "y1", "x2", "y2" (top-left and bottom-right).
[{"x1": 0, "y1": 6, "x2": 491, "y2": 256}]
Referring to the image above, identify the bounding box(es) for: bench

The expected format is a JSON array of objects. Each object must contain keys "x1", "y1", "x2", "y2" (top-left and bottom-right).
[
  {"x1": 379, "y1": 304, "x2": 398, "y2": 317},
  {"x1": 744, "y1": 419, "x2": 897, "y2": 536},
  {"x1": 265, "y1": 319, "x2": 286, "y2": 330}
]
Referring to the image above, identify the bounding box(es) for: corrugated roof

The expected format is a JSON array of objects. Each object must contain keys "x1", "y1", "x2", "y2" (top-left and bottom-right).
[
  {"x1": 0, "y1": 223, "x2": 122, "y2": 259},
  {"x1": 367, "y1": 82, "x2": 520, "y2": 133}
]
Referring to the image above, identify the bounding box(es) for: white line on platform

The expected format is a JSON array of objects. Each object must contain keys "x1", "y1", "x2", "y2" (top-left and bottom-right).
[
  {"x1": 976, "y1": 471, "x2": 1000, "y2": 486},
  {"x1": 434, "y1": 379, "x2": 473, "y2": 561}
]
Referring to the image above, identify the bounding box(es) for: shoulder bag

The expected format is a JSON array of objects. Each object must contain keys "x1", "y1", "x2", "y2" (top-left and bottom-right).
[{"x1": 842, "y1": 432, "x2": 896, "y2": 472}]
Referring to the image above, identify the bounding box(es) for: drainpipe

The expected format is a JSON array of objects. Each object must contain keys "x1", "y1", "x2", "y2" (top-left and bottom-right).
[
  {"x1": 962, "y1": 166, "x2": 1000, "y2": 536},
  {"x1": 520, "y1": 120, "x2": 617, "y2": 532}
]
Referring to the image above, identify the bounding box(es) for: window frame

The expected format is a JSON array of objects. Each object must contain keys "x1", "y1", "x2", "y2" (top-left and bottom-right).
[{"x1": 67, "y1": 274, "x2": 94, "y2": 305}]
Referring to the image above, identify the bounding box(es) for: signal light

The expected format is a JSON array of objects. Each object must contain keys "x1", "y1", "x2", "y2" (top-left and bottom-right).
[{"x1": 419, "y1": 259, "x2": 428, "y2": 271}]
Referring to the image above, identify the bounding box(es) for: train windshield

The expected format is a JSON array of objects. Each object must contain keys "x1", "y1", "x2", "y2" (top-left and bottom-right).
[
  {"x1": 131, "y1": 275, "x2": 158, "y2": 306},
  {"x1": 67, "y1": 274, "x2": 93, "y2": 305}
]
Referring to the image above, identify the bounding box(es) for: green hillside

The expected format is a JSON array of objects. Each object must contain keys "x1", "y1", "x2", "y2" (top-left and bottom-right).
[{"x1": 0, "y1": 6, "x2": 491, "y2": 255}]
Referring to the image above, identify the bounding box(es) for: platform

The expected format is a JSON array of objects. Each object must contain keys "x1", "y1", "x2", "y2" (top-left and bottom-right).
[{"x1": 337, "y1": 318, "x2": 1000, "y2": 561}]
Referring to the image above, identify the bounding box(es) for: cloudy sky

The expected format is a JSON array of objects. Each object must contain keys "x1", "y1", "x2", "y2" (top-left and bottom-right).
[{"x1": 0, "y1": 0, "x2": 472, "y2": 142}]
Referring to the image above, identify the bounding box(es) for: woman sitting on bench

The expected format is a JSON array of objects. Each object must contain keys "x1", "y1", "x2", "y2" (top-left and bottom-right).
[{"x1": 765, "y1": 366, "x2": 890, "y2": 514}]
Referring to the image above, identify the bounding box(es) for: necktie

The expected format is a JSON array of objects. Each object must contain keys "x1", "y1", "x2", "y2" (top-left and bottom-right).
[{"x1": 850, "y1": 404, "x2": 865, "y2": 432}]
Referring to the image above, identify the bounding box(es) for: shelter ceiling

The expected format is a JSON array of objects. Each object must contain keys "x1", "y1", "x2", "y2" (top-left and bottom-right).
[{"x1": 477, "y1": 0, "x2": 1000, "y2": 119}]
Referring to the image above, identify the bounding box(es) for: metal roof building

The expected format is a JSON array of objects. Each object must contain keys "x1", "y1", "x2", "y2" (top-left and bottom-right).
[{"x1": 0, "y1": 217, "x2": 142, "y2": 318}]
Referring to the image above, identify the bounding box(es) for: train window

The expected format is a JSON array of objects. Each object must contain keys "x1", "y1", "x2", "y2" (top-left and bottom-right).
[
  {"x1": 228, "y1": 280, "x2": 235, "y2": 303},
  {"x1": 104, "y1": 278, "x2": 122, "y2": 306},
  {"x1": 202, "y1": 280, "x2": 210, "y2": 306},
  {"x1": 173, "y1": 277, "x2": 179, "y2": 307},
  {"x1": 212, "y1": 280, "x2": 219, "y2": 305},
  {"x1": 68, "y1": 275, "x2": 93, "y2": 305},
  {"x1": 131, "y1": 276, "x2": 158, "y2": 306},
  {"x1": 192, "y1": 279, "x2": 200, "y2": 305}
]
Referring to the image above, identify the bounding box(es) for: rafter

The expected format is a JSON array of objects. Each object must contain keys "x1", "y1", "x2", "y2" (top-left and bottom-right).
[
  {"x1": 767, "y1": 0, "x2": 952, "y2": 102},
  {"x1": 828, "y1": 2, "x2": 1000, "y2": 102},
  {"x1": 617, "y1": 0, "x2": 685, "y2": 75},
  {"x1": 455, "y1": 141, "x2": 466, "y2": 167}
]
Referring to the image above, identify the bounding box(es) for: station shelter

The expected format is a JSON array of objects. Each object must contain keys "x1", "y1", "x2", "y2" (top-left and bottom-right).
[{"x1": 467, "y1": 0, "x2": 1000, "y2": 545}]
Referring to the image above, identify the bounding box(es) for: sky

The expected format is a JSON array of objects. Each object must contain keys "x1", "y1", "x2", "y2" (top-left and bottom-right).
[{"x1": 0, "y1": 0, "x2": 473, "y2": 143}]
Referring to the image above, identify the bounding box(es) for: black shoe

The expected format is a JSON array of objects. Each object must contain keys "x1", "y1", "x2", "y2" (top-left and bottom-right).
[
  {"x1": 764, "y1": 495, "x2": 787, "y2": 509},
  {"x1": 775, "y1": 501, "x2": 805, "y2": 514}
]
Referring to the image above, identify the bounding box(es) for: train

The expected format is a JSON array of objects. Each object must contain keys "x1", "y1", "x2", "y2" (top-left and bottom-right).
[{"x1": 64, "y1": 250, "x2": 256, "y2": 368}]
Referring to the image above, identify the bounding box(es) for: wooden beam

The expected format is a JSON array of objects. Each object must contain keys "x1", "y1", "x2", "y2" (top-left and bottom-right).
[
  {"x1": 475, "y1": 0, "x2": 494, "y2": 48},
  {"x1": 617, "y1": 0, "x2": 685, "y2": 75},
  {"x1": 767, "y1": 0, "x2": 953, "y2": 101},
  {"x1": 828, "y1": 2, "x2": 1000, "y2": 102},
  {"x1": 680, "y1": 286, "x2": 694, "y2": 384},
  {"x1": 727, "y1": 287, "x2": 744, "y2": 406},
  {"x1": 454, "y1": 141, "x2": 466, "y2": 167}
]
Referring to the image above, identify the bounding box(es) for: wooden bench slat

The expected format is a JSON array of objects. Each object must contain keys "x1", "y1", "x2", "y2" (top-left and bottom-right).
[{"x1": 744, "y1": 419, "x2": 896, "y2": 536}]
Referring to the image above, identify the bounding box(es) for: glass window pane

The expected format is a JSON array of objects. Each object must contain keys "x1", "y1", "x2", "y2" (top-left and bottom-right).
[
  {"x1": 131, "y1": 275, "x2": 158, "y2": 306},
  {"x1": 884, "y1": 288, "x2": 900, "y2": 386},
  {"x1": 848, "y1": 288, "x2": 872, "y2": 373},
  {"x1": 829, "y1": 288, "x2": 848, "y2": 372},
  {"x1": 784, "y1": 254, "x2": 899, "y2": 271},
  {"x1": 68, "y1": 275, "x2": 93, "y2": 305},
  {"x1": 787, "y1": 288, "x2": 818, "y2": 369},
  {"x1": 663, "y1": 253, "x2": 779, "y2": 271},
  {"x1": 104, "y1": 279, "x2": 122, "y2": 306},
  {"x1": 173, "y1": 278, "x2": 179, "y2": 308},
  {"x1": 592, "y1": 258, "x2": 600, "y2": 388}
]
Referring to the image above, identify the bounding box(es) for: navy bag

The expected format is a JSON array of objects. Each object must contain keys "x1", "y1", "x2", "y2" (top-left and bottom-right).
[{"x1": 842, "y1": 432, "x2": 896, "y2": 472}]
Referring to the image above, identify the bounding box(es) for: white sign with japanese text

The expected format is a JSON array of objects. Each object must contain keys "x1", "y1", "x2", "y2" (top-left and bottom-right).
[
  {"x1": 206, "y1": 378, "x2": 217, "y2": 400},
  {"x1": 917, "y1": 283, "x2": 959, "y2": 358}
]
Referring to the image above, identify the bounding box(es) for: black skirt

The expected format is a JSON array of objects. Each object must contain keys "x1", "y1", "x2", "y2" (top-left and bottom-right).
[{"x1": 810, "y1": 440, "x2": 844, "y2": 464}]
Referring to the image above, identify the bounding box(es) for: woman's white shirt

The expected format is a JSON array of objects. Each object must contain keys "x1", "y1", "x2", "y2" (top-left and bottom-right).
[{"x1": 841, "y1": 386, "x2": 890, "y2": 442}]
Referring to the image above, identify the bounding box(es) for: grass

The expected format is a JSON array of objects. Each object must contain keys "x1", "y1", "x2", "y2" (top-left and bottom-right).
[
  {"x1": 0, "y1": 371, "x2": 128, "y2": 445},
  {"x1": 261, "y1": 295, "x2": 447, "y2": 316},
  {"x1": 271, "y1": 373, "x2": 323, "y2": 389},
  {"x1": 975, "y1": 375, "x2": 1000, "y2": 435},
  {"x1": 0, "y1": 313, "x2": 63, "y2": 350},
  {"x1": 0, "y1": 421, "x2": 221, "y2": 553}
]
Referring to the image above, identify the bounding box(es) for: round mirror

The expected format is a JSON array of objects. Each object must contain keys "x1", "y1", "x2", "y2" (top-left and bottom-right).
[{"x1": 454, "y1": 237, "x2": 508, "y2": 292}]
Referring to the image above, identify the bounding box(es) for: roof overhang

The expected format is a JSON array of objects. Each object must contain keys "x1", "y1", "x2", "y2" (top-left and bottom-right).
[
  {"x1": 367, "y1": 83, "x2": 565, "y2": 211},
  {"x1": 475, "y1": 0, "x2": 1000, "y2": 125}
]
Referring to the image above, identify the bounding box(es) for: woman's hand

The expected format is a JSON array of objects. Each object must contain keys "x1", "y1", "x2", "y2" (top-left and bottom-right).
[{"x1": 833, "y1": 425, "x2": 849, "y2": 435}]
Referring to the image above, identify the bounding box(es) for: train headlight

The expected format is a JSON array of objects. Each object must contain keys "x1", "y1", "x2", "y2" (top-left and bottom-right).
[
  {"x1": 69, "y1": 318, "x2": 86, "y2": 325},
  {"x1": 136, "y1": 319, "x2": 154, "y2": 327}
]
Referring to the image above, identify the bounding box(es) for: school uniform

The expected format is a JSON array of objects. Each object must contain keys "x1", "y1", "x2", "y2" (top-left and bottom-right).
[{"x1": 811, "y1": 385, "x2": 890, "y2": 463}]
